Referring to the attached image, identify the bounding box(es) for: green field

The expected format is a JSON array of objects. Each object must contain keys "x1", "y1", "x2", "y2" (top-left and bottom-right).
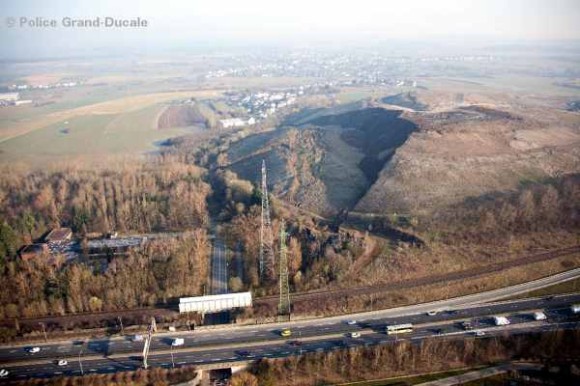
[{"x1": 0, "y1": 103, "x2": 197, "y2": 166}]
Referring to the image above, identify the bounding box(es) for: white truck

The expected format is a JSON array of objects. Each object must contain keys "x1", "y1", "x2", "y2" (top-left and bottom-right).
[
  {"x1": 493, "y1": 316, "x2": 510, "y2": 326},
  {"x1": 571, "y1": 304, "x2": 580, "y2": 314}
]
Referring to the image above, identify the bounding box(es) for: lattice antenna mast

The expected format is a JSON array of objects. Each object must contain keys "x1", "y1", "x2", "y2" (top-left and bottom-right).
[
  {"x1": 259, "y1": 160, "x2": 274, "y2": 280},
  {"x1": 278, "y1": 220, "x2": 291, "y2": 316}
]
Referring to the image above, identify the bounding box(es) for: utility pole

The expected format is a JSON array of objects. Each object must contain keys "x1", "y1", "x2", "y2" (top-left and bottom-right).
[
  {"x1": 78, "y1": 346, "x2": 84, "y2": 376},
  {"x1": 118, "y1": 316, "x2": 124, "y2": 335},
  {"x1": 142, "y1": 318, "x2": 155, "y2": 369},
  {"x1": 278, "y1": 220, "x2": 291, "y2": 318},
  {"x1": 39, "y1": 322, "x2": 47, "y2": 342},
  {"x1": 259, "y1": 160, "x2": 274, "y2": 282}
]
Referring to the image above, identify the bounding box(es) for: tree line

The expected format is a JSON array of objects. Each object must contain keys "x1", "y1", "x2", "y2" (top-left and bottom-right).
[
  {"x1": 0, "y1": 157, "x2": 211, "y2": 267},
  {"x1": 426, "y1": 173, "x2": 580, "y2": 242},
  {"x1": 0, "y1": 230, "x2": 209, "y2": 321},
  {"x1": 236, "y1": 329, "x2": 580, "y2": 386}
]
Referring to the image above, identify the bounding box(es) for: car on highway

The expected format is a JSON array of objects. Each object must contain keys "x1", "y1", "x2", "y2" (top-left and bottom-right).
[
  {"x1": 350, "y1": 332, "x2": 361, "y2": 338},
  {"x1": 0, "y1": 369, "x2": 8, "y2": 378},
  {"x1": 346, "y1": 320, "x2": 357, "y2": 325},
  {"x1": 493, "y1": 316, "x2": 510, "y2": 326},
  {"x1": 171, "y1": 338, "x2": 185, "y2": 346},
  {"x1": 280, "y1": 328, "x2": 292, "y2": 337},
  {"x1": 533, "y1": 311, "x2": 547, "y2": 321},
  {"x1": 237, "y1": 350, "x2": 251, "y2": 357},
  {"x1": 475, "y1": 330, "x2": 486, "y2": 337},
  {"x1": 288, "y1": 340, "x2": 303, "y2": 346},
  {"x1": 57, "y1": 360, "x2": 68, "y2": 366},
  {"x1": 461, "y1": 321, "x2": 473, "y2": 331},
  {"x1": 131, "y1": 334, "x2": 144, "y2": 342},
  {"x1": 571, "y1": 304, "x2": 580, "y2": 314},
  {"x1": 28, "y1": 347, "x2": 41, "y2": 353},
  {"x1": 426, "y1": 310, "x2": 438, "y2": 316}
]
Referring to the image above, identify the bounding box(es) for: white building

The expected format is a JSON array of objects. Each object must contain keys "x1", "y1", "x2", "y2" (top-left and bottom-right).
[
  {"x1": 0, "y1": 92, "x2": 19, "y2": 103},
  {"x1": 220, "y1": 118, "x2": 246, "y2": 128},
  {"x1": 179, "y1": 292, "x2": 252, "y2": 314}
]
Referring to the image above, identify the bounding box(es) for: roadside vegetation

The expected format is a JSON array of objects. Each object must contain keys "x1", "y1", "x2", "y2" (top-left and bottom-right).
[
  {"x1": 234, "y1": 329, "x2": 580, "y2": 386},
  {"x1": 0, "y1": 156, "x2": 211, "y2": 327},
  {"x1": 12, "y1": 365, "x2": 199, "y2": 386}
]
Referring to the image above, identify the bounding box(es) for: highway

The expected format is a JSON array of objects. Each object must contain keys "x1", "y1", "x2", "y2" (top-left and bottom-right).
[{"x1": 1, "y1": 293, "x2": 579, "y2": 382}]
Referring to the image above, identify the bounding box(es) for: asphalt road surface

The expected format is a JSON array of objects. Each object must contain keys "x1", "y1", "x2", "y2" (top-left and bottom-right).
[
  {"x1": 1, "y1": 293, "x2": 579, "y2": 382},
  {"x1": 210, "y1": 239, "x2": 228, "y2": 295}
]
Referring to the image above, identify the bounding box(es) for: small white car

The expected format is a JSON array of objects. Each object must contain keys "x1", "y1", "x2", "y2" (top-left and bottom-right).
[
  {"x1": 58, "y1": 360, "x2": 68, "y2": 366},
  {"x1": 350, "y1": 332, "x2": 361, "y2": 338},
  {"x1": 346, "y1": 320, "x2": 357, "y2": 325},
  {"x1": 29, "y1": 347, "x2": 41, "y2": 353},
  {"x1": 0, "y1": 369, "x2": 8, "y2": 378},
  {"x1": 475, "y1": 330, "x2": 486, "y2": 337},
  {"x1": 132, "y1": 334, "x2": 144, "y2": 342},
  {"x1": 172, "y1": 338, "x2": 185, "y2": 346},
  {"x1": 426, "y1": 310, "x2": 438, "y2": 316}
]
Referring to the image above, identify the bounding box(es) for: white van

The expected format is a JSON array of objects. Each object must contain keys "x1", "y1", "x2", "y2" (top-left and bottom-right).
[{"x1": 533, "y1": 312, "x2": 547, "y2": 321}]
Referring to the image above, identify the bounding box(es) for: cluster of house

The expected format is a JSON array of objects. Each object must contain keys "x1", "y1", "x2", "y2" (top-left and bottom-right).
[
  {"x1": 219, "y1": 88, "x2": 302, "y2": 128},
  {"x1": 202, "y1": 51, "x2": 426, "y2": 89},
  {"x1": 18, "y1": 227, "x2": 74, "y2": 261},
  {"x1": 8, "y1": 80, "x2": 82, "y2": 91}
]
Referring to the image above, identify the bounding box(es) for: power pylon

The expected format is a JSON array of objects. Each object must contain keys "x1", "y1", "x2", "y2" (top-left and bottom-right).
[
  {"x1": 259, "y1": 160, "x2": 274, "y2": 281},
  {"x1": 142, "y1": 317, "x2": 155, "y2": 369},
  {"x1": 278, "y1": 220, "x2": 291, "y2": 316}
]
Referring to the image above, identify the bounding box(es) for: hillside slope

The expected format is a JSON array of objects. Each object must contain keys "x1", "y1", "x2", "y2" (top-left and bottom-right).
[
  {"x1": 355, "y1": 106, "x2": 580, "y2": 215},
  {"x1": 225, "y1": 107, "x2": 417, "y2": 215}
]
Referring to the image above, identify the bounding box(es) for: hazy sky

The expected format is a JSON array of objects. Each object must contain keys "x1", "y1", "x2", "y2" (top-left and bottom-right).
[{"x1": 1, "y1": 0, "x2": 579, "y2": 59}]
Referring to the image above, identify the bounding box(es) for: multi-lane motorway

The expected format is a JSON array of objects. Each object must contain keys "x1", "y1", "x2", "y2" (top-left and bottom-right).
[{"x1": 1, "y1": 293, "x2": 579, "y2": 382}]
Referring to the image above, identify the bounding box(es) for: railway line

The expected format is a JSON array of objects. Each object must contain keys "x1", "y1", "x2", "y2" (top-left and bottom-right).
[{"x1": 2, "y1": 245, "x2": 579, "y2": 334}]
